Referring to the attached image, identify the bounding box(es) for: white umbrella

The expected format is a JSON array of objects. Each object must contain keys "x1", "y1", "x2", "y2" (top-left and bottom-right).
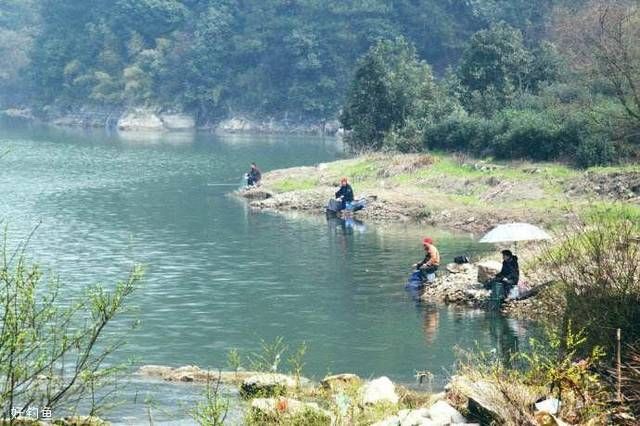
[{"x1": 480, "y1": 222, "x2": 552, "y2": 244}]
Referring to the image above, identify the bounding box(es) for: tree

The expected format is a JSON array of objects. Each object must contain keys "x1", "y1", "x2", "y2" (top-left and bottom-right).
[
  {"x1": 0, "y1": 234, "x2": 143, "y2": 420},
  {"x1": 340, "y1": 37, "x2": 435, "y2": 150},
  {"x1": 457, "y1": 23, "x2": 532, "y2": 116},
  {"x1": 554, "y1": 0, "x2": 640, "y2": 129}
]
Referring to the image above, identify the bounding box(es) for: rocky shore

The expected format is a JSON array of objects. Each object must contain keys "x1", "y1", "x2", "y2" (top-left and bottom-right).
[
  {"x1": 137, "y1": 364, "x2": 570, "y2": 425},
  {"x1": 1, "y1": 106, "x2": 342, "y2": 135},
  {"x1": 419, "y1": 259, "x2": 552, "y2": 319}
]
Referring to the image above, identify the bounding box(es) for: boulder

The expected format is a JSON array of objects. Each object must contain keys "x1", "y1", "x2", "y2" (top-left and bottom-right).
[
  {"x1": 137, "y1": 364, "x2": 261, "y2": 384},
  {"x1": 362, "y1": 376, "x2": 399, "y2": 405},
  {"x1": 240, "y1": 373, "x2": 302, "y2": 398},
  {"x1": 446, "y1": 263, "x2": 474, "y2": 274},
  {"x1": 476, "y1": 260, "x2": 502, "y2": 284},
  {"x1": 427, "y1": 400, "x2": 466, "y2": 425},
  {"x1": 160, "y1": 113, "x2": 195, "y2": 130},
  {"x1": 399, "y1": 408, "x2": 434, "y2": 426},
  {"x1": 450, "y1": 376, "x2": 508, "y2": 425},
  {"x1": 117, "y1": 109, "x2": 164, "y2": 131},
  {"x1": 372, "y1": 415, "x2": 401, "y2": 426},
  {"x1": 321, "y1": 373, "x2": 361, "y2": 391}
]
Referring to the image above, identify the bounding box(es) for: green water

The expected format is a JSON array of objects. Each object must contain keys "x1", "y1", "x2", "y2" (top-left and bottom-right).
[{"x1": 0, "y1": 120, "x2": 528, "y2": 424}]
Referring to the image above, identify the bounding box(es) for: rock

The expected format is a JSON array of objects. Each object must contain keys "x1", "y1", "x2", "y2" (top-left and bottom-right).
[
  {"x1": 362, "y1": 376, "x2": 400, "y2": 405},
  {"x1": 446, "y1": 263, "x2": 473, "y2": 274},
  {"x1": 399, "y1": 408, "x2": 434, "y2": 426},
  {"x1": 242, "y1": 188, "x2": 273, "y2": 201},
  {"x1": 117, "y1": 109, "x2": 164, "y2": 131},
  {"x1": 137, "y1": 364, "x2": 261, "y2": 384},
  {"x1": 372, "y1": 415, "x2": 401, "y2": 426},
  {"x1": 450, "y1": 375, "x2": 532, "y2": 425},
  {"x1": 160, "y1": 113, "x2": 195, "y2": 130},
  {"x1": 240, "y1": 373, "x2": 301, "y2": 398},
  {"x1": 250, "y1": 397, "x2": 332, "y2": 422},
  {"x1": 427, "y1": 400, "x2": 466, "y2": 425},
  {"x1": 321, "y1": 373, "x2": 361, "y2": 391},
  {"x1": 476, "y1": 261, "x2": 502, "y2": 284}
]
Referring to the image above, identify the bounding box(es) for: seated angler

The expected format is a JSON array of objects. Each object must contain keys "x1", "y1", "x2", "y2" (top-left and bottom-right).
[
  {"x1": 486, "y1": 249, "x2": 520, "y2": 301},
  {"x1": 413, "y1": 237, "x2": 440, "y2": 283},
  {"x1": 334, "y1": 177, "x2": 354, "y2": 211}
]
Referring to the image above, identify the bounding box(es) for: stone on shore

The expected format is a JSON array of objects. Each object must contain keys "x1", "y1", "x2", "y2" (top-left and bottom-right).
[
  {"x1": 446, "y1": 262, "x2": 473, "y2": 274},
  {"x1": 240, "y1": 373, "x2": 308, "y2": 398},
  {"x1": 321, "y1": 373, "x2": 361, "y2": 391},
  {"x1": 427, "y1": 400, "x2": 466, "y2": 424},
  {"x1": 476, "y1": 261, "x2": 502, "y2": 284},
  {"x1": 159, "y1": 113, "x2": 195, "y2": 130},
  {"x1": 362, "y1": 376, "x2": 400, "y2": 405},
  {"x1": 138, "y1": 364, "x2": 260, "y2": 384},
  {"x1": 372, "y1": 401, "x2": 468, "y2": 426},
  {"x1": 117, "y1": 109, "x2": 165, "y2": 131}
]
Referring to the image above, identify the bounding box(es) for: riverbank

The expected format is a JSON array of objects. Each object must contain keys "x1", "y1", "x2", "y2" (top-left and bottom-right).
[
  {"x1": 0, "y1": 106, "x2": 341, "y2": 135},
  {"x1": 240, "y1": 152, "x2": 640, "y2": 234},
  {"x1": 137, "y1": 363, "x2": 595, "y2": 425}
]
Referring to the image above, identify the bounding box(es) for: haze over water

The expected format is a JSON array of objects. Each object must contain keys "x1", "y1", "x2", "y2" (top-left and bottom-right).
[{"x1": 0, "y1": 120, "x2": 528, "y2": 423}]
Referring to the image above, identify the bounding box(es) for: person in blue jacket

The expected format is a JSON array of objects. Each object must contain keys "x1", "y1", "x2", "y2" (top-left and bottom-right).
[{"x1": 334, "y1": 177, "x2": 354, "y2": 211}]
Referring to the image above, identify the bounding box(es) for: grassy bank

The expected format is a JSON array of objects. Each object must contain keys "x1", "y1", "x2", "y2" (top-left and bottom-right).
[{"x1": 244, "y1": 152, "x2": 640, "y2": 234}]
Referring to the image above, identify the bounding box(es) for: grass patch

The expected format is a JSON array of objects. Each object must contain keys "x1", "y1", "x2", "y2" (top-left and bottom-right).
[{"x1": 272, "y1": 178, "x2": 318, "y2": 193}]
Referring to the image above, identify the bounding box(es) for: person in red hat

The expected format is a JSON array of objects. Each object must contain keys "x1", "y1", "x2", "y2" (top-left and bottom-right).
[
  {"x1": 413, "y1": 237, "x2": 440, "y2": 282},
  {"x1": 334, "y1": 177, "x2": 354, "y2": 211}
]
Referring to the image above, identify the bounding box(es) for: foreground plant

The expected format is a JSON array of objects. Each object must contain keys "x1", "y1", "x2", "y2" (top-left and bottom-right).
[{"x1": 0, "y1": 233, "x2": 143, "y2": 421}]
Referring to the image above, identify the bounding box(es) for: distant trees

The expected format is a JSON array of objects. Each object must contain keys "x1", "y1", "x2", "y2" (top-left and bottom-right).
[
  {"x1": 554, "y1": 0, "x2": 640, "y2": 129},
  {"x1": 6, "y1": 0, "x2": 559, "y2": 122}
]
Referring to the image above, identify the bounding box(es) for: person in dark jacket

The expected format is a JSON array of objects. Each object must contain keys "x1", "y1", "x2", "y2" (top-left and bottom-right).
[
  {"x1": 487, "y1": 249, "x2": 519, "y2": 300},
  {"x1": 334, "y1": 177, "x2": 354, "y2": 210},
  {"x1": 246, "y1": 162, "x2": 262, "y2": 186}
]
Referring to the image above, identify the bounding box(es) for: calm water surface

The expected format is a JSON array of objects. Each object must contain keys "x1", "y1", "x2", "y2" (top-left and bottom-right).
[{"x1": 0, "y1": 120, "x2": 529, "y2": 424}]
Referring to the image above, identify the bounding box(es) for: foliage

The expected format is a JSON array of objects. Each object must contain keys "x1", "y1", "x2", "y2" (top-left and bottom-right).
[
  {"x1": 340, "y1": 37, "x2": 436, "y2": 151},
  {"x1": 554, "y1": 0, "x2": 640, "y2": 130},
  {"x1": 542, "y1": 205, "x2": 640, "y2": 360},
  {"x1": 190, "y1": 371, "x2": 229, "y2": 426},
  {"x1": 0, "y1": 233, "x2": 143, "y2": 420},
  {"x1": 456, "y1": 23, "x2": 560, "y2": 116},
  {"x1": 248, "y1": 337, "x2": 288, "y2": 373},
  {"x1": 3, "y1": 0, "x2": 560, "y2": 121},
  {"x1": 456, "y1": 324, "x2": 611, "y2": 425}
]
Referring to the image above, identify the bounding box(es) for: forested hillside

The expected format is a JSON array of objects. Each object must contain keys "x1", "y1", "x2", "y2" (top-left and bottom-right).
[{"x1": 1, "y1": 0, "x2": 554, "y2": 122}]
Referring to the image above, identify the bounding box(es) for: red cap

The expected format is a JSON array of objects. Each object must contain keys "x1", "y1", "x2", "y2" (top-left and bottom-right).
[{"x1": 422, "y1": 237, "x2": 433, "y2": 245}]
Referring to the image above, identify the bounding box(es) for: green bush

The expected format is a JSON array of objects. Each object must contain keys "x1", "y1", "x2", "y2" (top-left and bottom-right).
[
  {"x1": 423, "y1": 113, "x2": 499, "y2": 153},
  {"x1": 575, "y1": 134, "x2": 618, "y2": 168},
  {"x1": 542, "y1": 206, "x2": 640, "y2": 360}
]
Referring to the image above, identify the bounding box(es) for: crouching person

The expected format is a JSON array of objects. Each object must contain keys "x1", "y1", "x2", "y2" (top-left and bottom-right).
[{"x1": 414, "y1": 237, "x2": 440, "y2": 284}]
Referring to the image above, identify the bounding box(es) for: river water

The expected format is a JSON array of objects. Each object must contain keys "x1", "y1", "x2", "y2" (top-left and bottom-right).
[{"x1": 0, "y1": 120, "x2": 529, "y2": 424}]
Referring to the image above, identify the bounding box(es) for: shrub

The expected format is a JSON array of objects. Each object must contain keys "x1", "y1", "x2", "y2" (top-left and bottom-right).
[
  {"x1": 542, "y1": 205, "x2": 640, "y2": 360},
  {"x1": 575, "y1": 134, "x2": 618, "y2": 168}
]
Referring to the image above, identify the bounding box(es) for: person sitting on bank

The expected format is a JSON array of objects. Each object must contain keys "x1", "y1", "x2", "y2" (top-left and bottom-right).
[
  {"x1": 334, "y1": 177, "x2": 354, "y2": 211},
  {"x1": 246, "y1": 162, "x2": 262, "y2": 187},
  {"x1": 486, "y1": 249, "x2": 520, "y2": 300},
  {"x1": 413, "y1": 237, "x2": 440, "y2": 281}
]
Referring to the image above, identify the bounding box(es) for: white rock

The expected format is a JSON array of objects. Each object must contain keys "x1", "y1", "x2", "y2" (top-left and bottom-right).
[
  {"x1": 117, "y1": 109, "x2": 164, "y2": 131},
  {"x1": 362, "y1": 376, "x2": 399, "y2": 405},
  {"x1": 160, "y1": 113, "x2": 195, "y2": 130},
  {"x1": 372, "y1": 415, "x2": 400, "y2": 426},
  {"x1": 399, "y1": 408, "x2": 434, "y2": 426},
  {"x1": 427, "y1": 400, "x2": 466, "y2": 425}
]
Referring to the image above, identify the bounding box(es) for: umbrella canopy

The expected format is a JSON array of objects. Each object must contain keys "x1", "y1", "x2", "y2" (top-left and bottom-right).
[{"x1": 480, "y1": 222, "x2": 552, "y2": 244}]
